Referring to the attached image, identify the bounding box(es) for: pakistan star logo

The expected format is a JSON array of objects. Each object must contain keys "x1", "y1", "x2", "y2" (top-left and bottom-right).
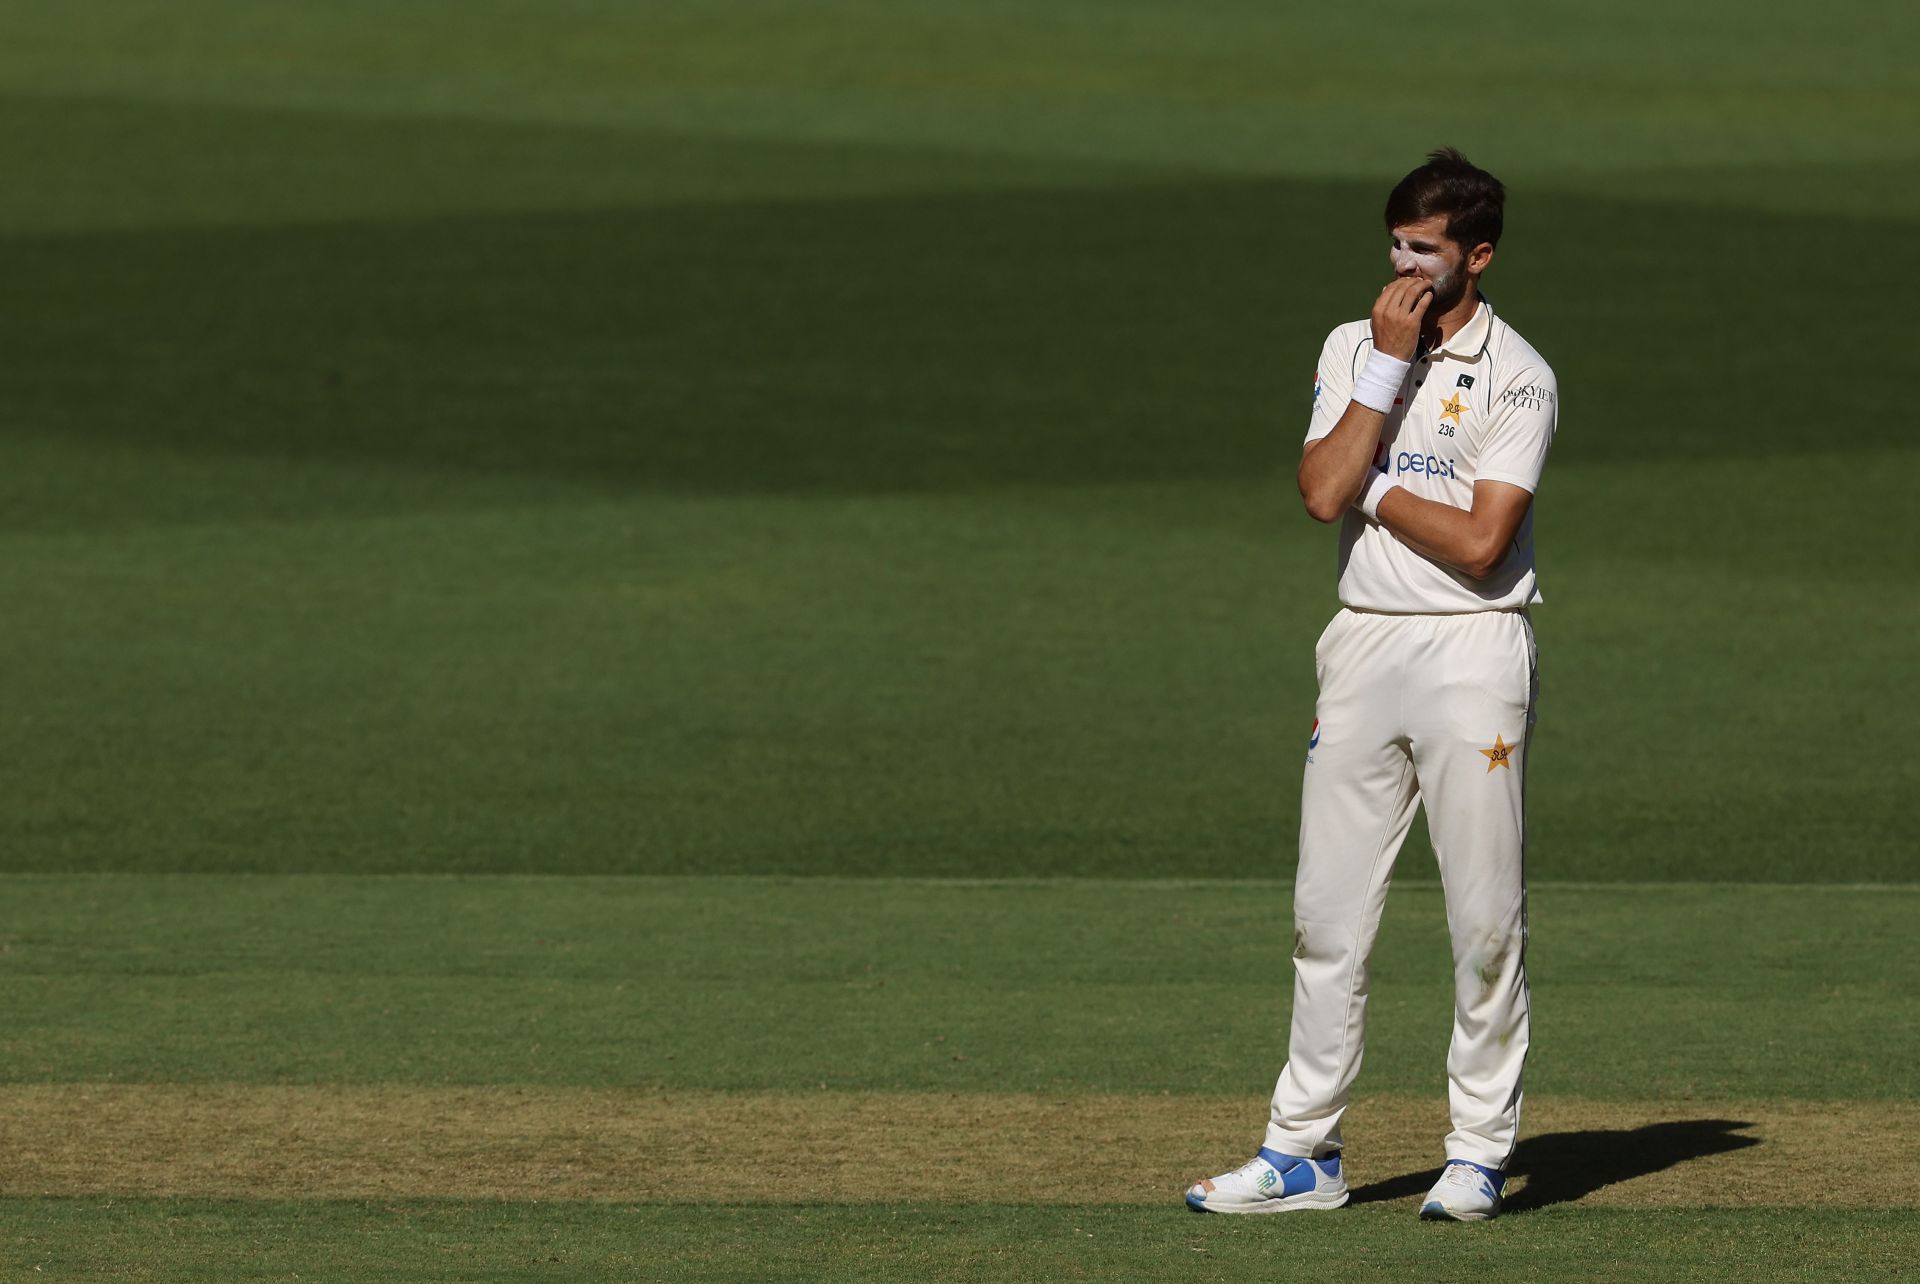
[
  {"x1": 1438, "y1": 392, "x2": 1467, "y2": 426},
  {"x1": 1479, "y1": 734, "x2": 1516, "y2": 772}
]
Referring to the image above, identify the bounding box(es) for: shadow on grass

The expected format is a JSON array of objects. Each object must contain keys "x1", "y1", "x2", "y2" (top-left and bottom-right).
[
  {"x1": 1, "y1": 89, "x2": 1898, "y2": 535},
  {"x1": 1347, "y1": 1119, "x2": 1760, "y2": 1213}
]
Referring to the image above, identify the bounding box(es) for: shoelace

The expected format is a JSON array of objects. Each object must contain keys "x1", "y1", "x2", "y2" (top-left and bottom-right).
[{"x1": 1440, "y1": 1164, "x2": 1492, "y2": 1195}]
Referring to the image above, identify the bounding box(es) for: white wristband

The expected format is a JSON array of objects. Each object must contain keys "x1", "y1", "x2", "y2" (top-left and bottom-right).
[
  {"x1": 1356, "y1": 469, "x2": 1397, "y2": 521},
  {"x1": 1349, "y1": 350, "x2": 1411, "y2": 415}
]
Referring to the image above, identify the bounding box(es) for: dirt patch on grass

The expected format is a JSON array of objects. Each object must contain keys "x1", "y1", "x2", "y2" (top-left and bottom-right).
[{"x1": 0, "y1": 1087, "x2": 1910, "y2": 1208}]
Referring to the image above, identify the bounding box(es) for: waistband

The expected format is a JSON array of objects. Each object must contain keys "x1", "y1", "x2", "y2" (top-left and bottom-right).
[{"x1": 1338, "y1": 605, "x2": 1530, "y2": 619}]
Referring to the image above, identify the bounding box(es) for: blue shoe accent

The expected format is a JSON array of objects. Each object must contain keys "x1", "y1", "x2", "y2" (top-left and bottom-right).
[
  {"x1": 1185, "y1": 1191, "x2": 1207, "y2": 1212},
  {"x1": 1255, "y1": 1148, "x2": 1338, "y2": 1199}
]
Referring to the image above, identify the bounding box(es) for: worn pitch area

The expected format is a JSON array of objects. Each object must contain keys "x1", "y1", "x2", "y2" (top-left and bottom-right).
[{"x1": 4, "y1": 1087, "x2": 1909, "y2": 1209}]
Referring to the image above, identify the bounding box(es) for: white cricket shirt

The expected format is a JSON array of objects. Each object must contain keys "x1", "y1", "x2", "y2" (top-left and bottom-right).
[{"x1": 1305, "y1": 299, "x2": 1557, "y2": 614}]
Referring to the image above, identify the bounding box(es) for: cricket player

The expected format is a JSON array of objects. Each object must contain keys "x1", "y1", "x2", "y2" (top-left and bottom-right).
[{"x1": 1186, "y1": 149, "x2": 1557, "y2": 1222}]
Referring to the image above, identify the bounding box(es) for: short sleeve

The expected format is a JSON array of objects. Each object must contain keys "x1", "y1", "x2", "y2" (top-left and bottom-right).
[
  {"x1": 1475, "y1": 366, "x2": 1558, "y2": 493},
  {"x1": 1305, "y1": 328, "x2": 1354, "y2": 444}
]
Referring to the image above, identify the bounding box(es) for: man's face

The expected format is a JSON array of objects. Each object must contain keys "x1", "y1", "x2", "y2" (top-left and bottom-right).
[{"x1": 1387, "y1": 215, "x2": 1469, "y2": 314}]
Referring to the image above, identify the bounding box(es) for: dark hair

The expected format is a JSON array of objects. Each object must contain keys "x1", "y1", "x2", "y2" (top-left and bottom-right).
[{"x1": 1384, "y1": 147, "x2": 1505, "y2": 251}]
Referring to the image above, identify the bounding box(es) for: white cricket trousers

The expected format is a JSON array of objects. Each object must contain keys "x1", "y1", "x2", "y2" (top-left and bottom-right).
[{"x1": 1266, "y1": 606, "x2": 1537, "y2": 1171}]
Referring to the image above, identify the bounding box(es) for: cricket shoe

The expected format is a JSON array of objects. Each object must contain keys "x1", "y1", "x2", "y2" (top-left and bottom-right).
[
  {"x1": 1185, "y1": 1148, "x2": 1347, "y2": 1214},
  {"x1": 1419, "y1": 1160, "x2": 1504, "y2": 1221}
]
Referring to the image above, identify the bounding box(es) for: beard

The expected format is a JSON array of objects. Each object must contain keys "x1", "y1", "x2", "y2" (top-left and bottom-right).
[{"x1": 1423, "y1": 264, "x2": 1469, "y2": 317}]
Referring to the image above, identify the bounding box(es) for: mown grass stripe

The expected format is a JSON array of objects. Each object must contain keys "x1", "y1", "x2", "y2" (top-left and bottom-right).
[
  {"x1": 4, "y1": 873, "x2": 1916, "y2": 890},
  {"x1": 3, "y1": 1087, "x2": 1910, "y2": 1208},
  {"x1": 6, "y1": 877, "x2": 1914, "y2": 1101},
  {"x1": 6, "y1": 1199, "x2": 1916, "y2": 1284}
]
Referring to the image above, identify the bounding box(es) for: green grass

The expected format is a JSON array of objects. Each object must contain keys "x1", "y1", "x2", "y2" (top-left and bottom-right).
[
  {"x1": 0, "y1": 7, "x2": 1914, "y2": 883},
  {"x1": 3, "y1": 876, "x2": 1912, "y2": 1099},
  {"x1": 4, "y1": 0, "x2": 1916, "y2": 197},
  {"x1": 1, "y1": 1, "x2": 1915, "y2": 1278},
  {"x1": 0, "y1": 163, "x2": 1913, "y2": 878},
  {"x1": 6, "y1": 1200, "x2": 1915, "y2": 1283}
]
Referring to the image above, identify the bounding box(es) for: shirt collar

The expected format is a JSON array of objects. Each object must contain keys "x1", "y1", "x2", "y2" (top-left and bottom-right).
[{"x1": 1428, "y1": 297, "x2": 1493, "y2": 360}]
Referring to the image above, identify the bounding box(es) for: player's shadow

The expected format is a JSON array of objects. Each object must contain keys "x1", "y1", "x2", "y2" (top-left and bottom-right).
[{"x1": 1346, "y1": 1119, "x2": 1760, "y2": 1213}]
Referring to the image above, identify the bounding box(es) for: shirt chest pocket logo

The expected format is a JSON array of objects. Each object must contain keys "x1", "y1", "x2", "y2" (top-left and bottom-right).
[{"x1": 1435, "y1": 373, "x2": 1476, "y2": 438}]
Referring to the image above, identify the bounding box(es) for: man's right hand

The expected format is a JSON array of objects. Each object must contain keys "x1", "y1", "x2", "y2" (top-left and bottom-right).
[{"x1": 1370, "y1": 278, "x2": 1433, "y2": 361}]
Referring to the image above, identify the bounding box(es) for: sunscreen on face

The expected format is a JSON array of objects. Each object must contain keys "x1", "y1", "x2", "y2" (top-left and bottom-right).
[
  {"x1": 1389, "y1": 235, "x2": 1464, "y2": 312},
  {"x1": 1390, "y1": 239, "x2": 1449, "y2": 279}
]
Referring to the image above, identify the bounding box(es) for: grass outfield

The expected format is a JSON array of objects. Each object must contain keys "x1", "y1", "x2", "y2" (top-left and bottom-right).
[
  {"x1": 0, "y1": 4, "x2": 1915, "y2": 883},
  {"x1": 8, "y1": 1204, "x2": 1918, "y2": 1283},
  {"x1": 5, "y1": 877, "x2": 1917, "y2": 1279},
  {"x1": 2, "y1": 0, "x2": 1916, "y2": 1279},
  {"x1": 5, "y1": 878, "x2": 1915, "y2": 1099}
]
